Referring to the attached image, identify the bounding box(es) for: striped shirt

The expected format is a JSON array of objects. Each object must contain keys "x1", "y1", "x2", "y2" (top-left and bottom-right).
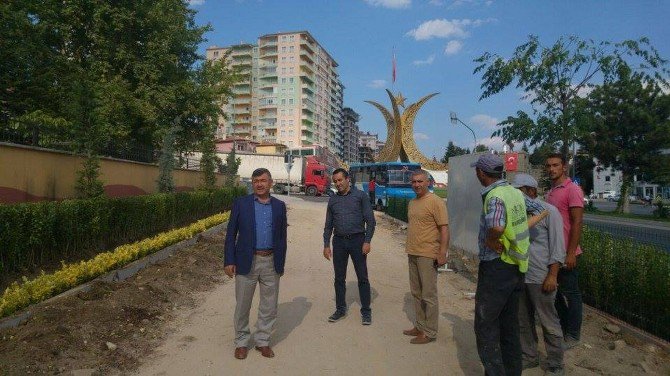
[{"x1": 478, "y1": 180, "x2": 544, "y2": 261}]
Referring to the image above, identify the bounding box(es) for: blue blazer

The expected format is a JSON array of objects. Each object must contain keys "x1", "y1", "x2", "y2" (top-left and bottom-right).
[{"x1": 224, "y1": 194, "x2": 288, "y2": 275}]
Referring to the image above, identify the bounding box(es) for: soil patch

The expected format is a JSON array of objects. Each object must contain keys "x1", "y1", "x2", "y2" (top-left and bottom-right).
[{"x1": 0, "y1": 231, "x2": 227, "y2": 375}]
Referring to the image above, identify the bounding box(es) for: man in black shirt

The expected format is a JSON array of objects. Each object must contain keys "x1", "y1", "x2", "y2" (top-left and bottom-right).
[{"x1": 323, "y1": 168, "x2": 376, "y2": 325}]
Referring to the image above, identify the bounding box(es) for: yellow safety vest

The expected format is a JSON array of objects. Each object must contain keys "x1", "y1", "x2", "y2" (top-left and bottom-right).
[{"x1": 484, "y1": 185, "x2": 530, "y2": 273}]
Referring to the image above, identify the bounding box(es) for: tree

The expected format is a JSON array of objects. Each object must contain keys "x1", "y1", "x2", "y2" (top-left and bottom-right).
[
  {"x1": 474, "y1": 144, "x2": 490, "y2": 153},
  {"x1": 220, "y1": 149, "x2": 241, "y2": 187},
  {"x1": 474, "y1": 35, "x2": 669, "y2": 156},
  {"x1": 157, "y1": 126, "x2": 177, "y2": 193},
  {"x1": 576, "y1": 67, "x2": 670, "y2": 213},
  {"x1": 199, "y1": 127, "x2": 221, "y2": 190},
  {"x1": 440, "y1": 141, "x2": 469, "y2": 163}
]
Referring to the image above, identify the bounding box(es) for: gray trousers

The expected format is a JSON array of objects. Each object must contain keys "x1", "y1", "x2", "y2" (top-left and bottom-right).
[
  {"x1": 234, "y1": 255, "x2": 280, "y2": 347},
  {"x1": 518, "y1": 283, "x2": 564, "y2": 369},
  {"x1": 408, "y1": 255, "x2": 438, "y2": 338}
]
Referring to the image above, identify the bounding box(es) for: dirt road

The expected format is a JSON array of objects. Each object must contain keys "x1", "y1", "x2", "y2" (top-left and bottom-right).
[
  {"x1": 135, "y1": 195, "x2": 668, "y2": 376},
  {"x1": 135, "y1": 195, "x2": 482, "y2": 375}
]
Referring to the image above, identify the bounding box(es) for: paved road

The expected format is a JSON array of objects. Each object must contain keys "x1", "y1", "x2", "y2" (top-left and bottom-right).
[
  {"x1": 592, "y1": 200, "x2": 655, "y2": 216},
  {"x1": 583, "y1": 214, "x2": 670, "y2": 252}
]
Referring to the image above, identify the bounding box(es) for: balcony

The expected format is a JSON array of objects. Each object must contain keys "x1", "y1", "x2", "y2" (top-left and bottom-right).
[
  {"x1": 300, "y1": 51, "x2": 314, "y2": 64},
  {"x1": 300, "y1": 74, "x2": 314, "y2": 85},
  {"x1": 302, "y1": 98, "x2": 316, "y2": 112},
  {"x1": 300, "y1": 64, "x2": 314, "y2": 75},
  {"x1": 300, "y1": 38, "x2": 315, "y2": 53}
]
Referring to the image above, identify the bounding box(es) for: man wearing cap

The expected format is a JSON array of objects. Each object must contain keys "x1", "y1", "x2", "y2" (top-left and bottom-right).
[
  {"x1": 471, "y1": 154, "x2": 544, "y2": 376},
  {"x1": 512, "y1": 174, "x2": 566, "y2": 376}
]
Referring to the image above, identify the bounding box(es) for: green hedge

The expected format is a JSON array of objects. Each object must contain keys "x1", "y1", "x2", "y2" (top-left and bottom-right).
[
  {"x1": 385, "y1": 197, "x2": 670, "y2": 340},
  {"x1": 0, "y1": 187, "x2": 247, "y2": 278},
  {"x1": 386, "y1": 196, "x2": 409, "y2": 222},
  {"x1": 580, "y1": 226, "x2": 670, "y2": 341}
]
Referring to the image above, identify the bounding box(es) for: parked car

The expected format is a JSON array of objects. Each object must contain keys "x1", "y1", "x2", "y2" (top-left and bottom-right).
[
  {"x1": 602, "y1": 190, "x2": 618, "y2": 199},
  {"x1": 583, "y1": 196, "x2": 591, "y2": 206},
  {"x1": 608, "y1": 194, "x2": 621, "y2": 202}
]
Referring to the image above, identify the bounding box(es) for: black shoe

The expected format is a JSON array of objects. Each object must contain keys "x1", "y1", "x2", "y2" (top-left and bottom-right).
[
  {"x1": 362, "y1": 313, "x2": 372, "y2": 325},
  {"x1": 328, "y1": 310, "x2": 346, "y2": 322}
]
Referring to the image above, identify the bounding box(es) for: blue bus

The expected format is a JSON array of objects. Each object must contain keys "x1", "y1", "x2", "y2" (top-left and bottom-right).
[{"x1": 349, "y1": 162, "x2": 425, "y2": 210}]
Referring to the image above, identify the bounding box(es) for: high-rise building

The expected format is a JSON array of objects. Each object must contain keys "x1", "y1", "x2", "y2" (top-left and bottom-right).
[
  {"x1": 342, "y1": 108, "x2": 360, "y2": 164},
  {"x1": 206, "y1": 31, "x2": 343, "y2": 156}
]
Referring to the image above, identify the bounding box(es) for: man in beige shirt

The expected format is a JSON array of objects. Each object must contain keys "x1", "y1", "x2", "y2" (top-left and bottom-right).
[{"x1": 403, "y1": 169, "x2": 450, "y2": 344}]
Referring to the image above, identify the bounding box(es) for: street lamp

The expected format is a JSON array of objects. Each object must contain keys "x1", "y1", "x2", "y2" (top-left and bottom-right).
[{"x1": 450, "y1": 112, "x2": 477, "y2": 152}]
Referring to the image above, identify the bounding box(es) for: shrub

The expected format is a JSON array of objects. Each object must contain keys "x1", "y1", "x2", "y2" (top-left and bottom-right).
[
  {"x1": 0, "y1": 212, "x2": 230, "y2": 317},
  {"x1": 580, "y1": 226, "x2": 670, "y2": 340},
  {"x1": 0, "y1": 187, "x2": 246, "y2": 278}
]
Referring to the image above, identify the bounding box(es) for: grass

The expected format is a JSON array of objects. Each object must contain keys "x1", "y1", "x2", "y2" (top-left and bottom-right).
[{"x1": 433, "y1": 188, "x2": 447, "y2": 198}]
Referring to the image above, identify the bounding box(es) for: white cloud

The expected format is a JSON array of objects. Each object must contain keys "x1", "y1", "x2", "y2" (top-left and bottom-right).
[
  {"x1": 368, "y1": 79, "x2": 387, "y2": 89},
  {"x1": 406, "y1": 18, "x2": 493, "y2": 41},
  {"x1": 415, "y1": 132, "x2": 430, "y2": 140},
  {"x1": 413, "y1": 54, "x2": 435, "y2": 66},
  {"x1": 477, "y1": 136, "x2": 509, "y2": 151},
  {"x1": 363, "y1": 0, "x2": 411, "y2": 9},
  {"x1": 188, "y1": 0, "x2": 205, "y2": 5},
  {"x1": 429, "y1": 0, "x2": 444, "y2": 5},
  {"x1": 444, "y1": 40, "x2": 463, "y2": 55},
  {"x1": 469, "y1": 114, "x2": 499, "y2": 130}
]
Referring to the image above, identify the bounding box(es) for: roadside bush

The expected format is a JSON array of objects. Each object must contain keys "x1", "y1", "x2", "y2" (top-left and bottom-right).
[
  {"x1": 0, "y1": 212, "x2": 230, "y2": 318},
  {"x1": 580, "y1": 226, "x2": 670, "y2": 341},
  {"x1": 0, "y1": 187, "x2": 246, "y2": 278},
  {"x1": 386, "y1": 197, "x2": 409, "y2": 222}
]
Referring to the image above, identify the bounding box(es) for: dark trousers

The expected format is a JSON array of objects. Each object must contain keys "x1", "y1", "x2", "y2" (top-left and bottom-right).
[
  {"x1": 332, "y1": 233, "x2": 371, "y2": 315},
  {"x1": 555, "y1": 266, "x2": 583, "y2": 340},
  {"x1": 475, "y1": 258, "x2": 524, "y2": 376},
  {"x1": 369, "y1": 191, "x2": 376, "y2": 207}
]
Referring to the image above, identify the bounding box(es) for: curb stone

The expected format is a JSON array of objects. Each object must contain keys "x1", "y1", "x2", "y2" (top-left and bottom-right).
[{"x1": 0, "y1": 222, "x2": 227, "y2": 330}]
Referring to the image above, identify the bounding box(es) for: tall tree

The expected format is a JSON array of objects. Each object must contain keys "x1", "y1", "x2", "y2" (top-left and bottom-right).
[
  {"x1": 474, "y1": 144, "x2": 490, "y2": 153},
  {"x1": 576, "y1": 67, "x2": 670, "y2": 213},
  {"x1": 474, "y1": 35, "x2": 668, "y2": 156},
  {"x1": 440, "y1": 141, "x2": 469, "y2": 163}
]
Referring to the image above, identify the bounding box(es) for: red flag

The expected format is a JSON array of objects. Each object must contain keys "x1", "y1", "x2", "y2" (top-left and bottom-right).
[
  {"x1": 392, "y1": 50, "x2": 396, "y2": 83},
  {"x1": 505, "y1": 153, "x2": 519, "y2": 171}
]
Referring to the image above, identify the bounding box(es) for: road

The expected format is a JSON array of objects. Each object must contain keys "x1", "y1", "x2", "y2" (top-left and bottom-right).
[
  {"x1": 592, "y1": 200, "x2": 655, "y2": 216},
  {"x1": 133, "y1": 195, "x2": 665, "y2": 376}
]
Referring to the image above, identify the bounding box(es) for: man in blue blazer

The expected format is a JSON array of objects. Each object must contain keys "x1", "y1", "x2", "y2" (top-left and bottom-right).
[{"x1": 224, "y1": 168, "x2": 288, "y2": 360}]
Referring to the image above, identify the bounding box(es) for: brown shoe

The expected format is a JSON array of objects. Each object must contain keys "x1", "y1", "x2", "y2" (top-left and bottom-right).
[
  {"x1": 410, "y1": 334, "x2": 436, "y2": 344},
  {"x1": 403, "y1": 327, "x2": 422, "y2": 336},
  {"x1": 234, "y1": 347, "x2": 248, "y2": 359},
  {"x1": 255, "y1": 345, "x2": 275, "y2": 358}
]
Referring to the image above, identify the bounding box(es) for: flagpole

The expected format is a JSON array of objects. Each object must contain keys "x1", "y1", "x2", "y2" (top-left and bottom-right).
[{"x1": 392, "y1": 47, "x2": 396, "y2": 92}]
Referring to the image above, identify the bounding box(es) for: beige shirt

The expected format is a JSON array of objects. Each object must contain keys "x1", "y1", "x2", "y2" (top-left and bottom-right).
[{"x1": 406, "y1": 192, "x2": 449, "y2": 258}]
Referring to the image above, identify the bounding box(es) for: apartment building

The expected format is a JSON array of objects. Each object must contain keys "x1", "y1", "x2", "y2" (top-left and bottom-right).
[
  {"x1": 206, "y1": 31, "x2": 343, "y2": 156},
  {"x1": 342, "y1": 107, "x2": 360, "y2": 164}
]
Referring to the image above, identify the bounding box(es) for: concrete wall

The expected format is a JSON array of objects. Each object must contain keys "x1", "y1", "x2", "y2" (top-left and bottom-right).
[{"x1": 0, "y1": 143, "x2": 226, "y2": 204}]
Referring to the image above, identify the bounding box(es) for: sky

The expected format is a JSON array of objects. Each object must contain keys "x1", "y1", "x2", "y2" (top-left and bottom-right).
[{"x1": 188, "y1": 0, "x2": 670, "y2": 159}]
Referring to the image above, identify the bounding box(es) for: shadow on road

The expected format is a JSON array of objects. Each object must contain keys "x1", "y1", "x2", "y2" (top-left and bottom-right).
[
  {"x1": 272, "y1": 296, "x2": 312, "y2": 346},
  {"x1": 342, "y1": 281, "x2": 379, "y2": 310},
  {"x1": 442, "y1": 312, "x2": 481, "y2": 376}
]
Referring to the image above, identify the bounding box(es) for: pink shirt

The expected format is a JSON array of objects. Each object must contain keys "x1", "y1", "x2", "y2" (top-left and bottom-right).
[{"x1": 546, "y1": 177, "x2": 584, "y2": 256}]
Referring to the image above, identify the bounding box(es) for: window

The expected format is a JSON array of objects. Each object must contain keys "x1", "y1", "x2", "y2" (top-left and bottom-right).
[
  {"x1": 605, "y1": 176, "x2": 611, "y2": 182},
  {"x1": 289, "y1": 46, "x2": 294, "y2": 52},
  {"x1": 213, "y1": 51, "x2": 219, "y2": 57},
  {"x1": 282, "y1": 57, "x2": 287, "y2": 62},
  {"x1": 289, "y1": 99, "x2": 294, "y2": 105},
  {"x1": 281, "y1": 78, "x2": 287, "y2": 83},
  {"x1": 281, "y1": 99, "x2": 286, "y2": 105},
  {"x1": 282, "y1": 36, "x2": 287, "y2": 41},
  {"x1": 289, "y1": 87, "x2": 294, "y2": 93},
  {"x1": 289, "y1": 120, "x2": 294, "y2": 125},
  {"x1": 282, "y1": 68, "x2": 287, "y2": 74},
  {"x1": 289, "y1": 67, "x2": 294, "y2": 73},
  {"x1": 289, "y1": 77, "x2": 294, "y2": 83},
  {"x1": 282, "y1": 47, "x2": 287, "y2": 52}
]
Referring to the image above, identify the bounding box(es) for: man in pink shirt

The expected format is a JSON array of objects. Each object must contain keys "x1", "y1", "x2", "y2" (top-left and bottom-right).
[{"x1": 545, "y1": 153, "x2": 584, "y2": 349}]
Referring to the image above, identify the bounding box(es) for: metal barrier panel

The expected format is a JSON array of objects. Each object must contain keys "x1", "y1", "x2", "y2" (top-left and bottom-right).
[{"x1": 446, "y1": 153, "x2": 489, "y2": 256}]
